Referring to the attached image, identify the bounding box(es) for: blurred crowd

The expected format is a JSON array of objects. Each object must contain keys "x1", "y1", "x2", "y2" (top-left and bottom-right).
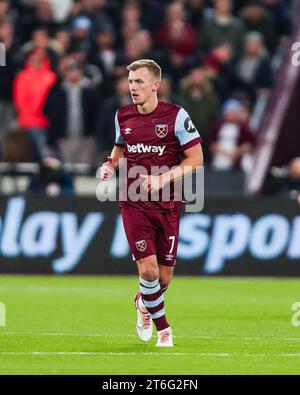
[{"x1": 0, "y1": 0, "x2": 296, "y2": 195}]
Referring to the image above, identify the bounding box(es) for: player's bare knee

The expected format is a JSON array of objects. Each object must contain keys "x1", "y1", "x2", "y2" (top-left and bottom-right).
[
  {"x1": 137, "y1": 256, "x2": 159, "y2": 280},
  {"x1": 139, "y1": 267, "x2": 159, "y2": 280}
]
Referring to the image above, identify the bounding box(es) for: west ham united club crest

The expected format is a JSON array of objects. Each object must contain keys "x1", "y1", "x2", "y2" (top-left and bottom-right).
[
  {"x1": 155, "y1": 124, "x2": 168, "y2": 138},
  {"x1": 135, "y1": 240, "x2": 147, "y2": 252}
]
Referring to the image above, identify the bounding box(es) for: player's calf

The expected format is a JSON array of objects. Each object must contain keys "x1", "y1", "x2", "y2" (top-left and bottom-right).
[
  {"x1": 161, "y1": 285, "x2": 168, "y2": 293},
  {"x1": 158, "y1": 264, "x2": 174, "y2": 294},
  {"x1": 139, "y1": 277, "x2": 170, "y2": 332}
]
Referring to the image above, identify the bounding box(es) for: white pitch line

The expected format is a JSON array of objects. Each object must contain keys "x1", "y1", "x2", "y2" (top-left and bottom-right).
[
  {"x1": 2, "y1": 332, "x2": 136, "y2": 338},
  {"x1": 2, "y1": 332, "x2": 300, "y2": 342},
  {"x1": 1, "y1": 352, "x2": 300, "y2": 357},
  {"x1": 0, "y1": 352, "x2": 228, "y2": 357}
]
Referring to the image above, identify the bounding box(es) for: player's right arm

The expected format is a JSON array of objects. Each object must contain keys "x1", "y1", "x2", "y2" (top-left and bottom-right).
[
  {"x1": 109, "y1": 145, "x2": 123, "y2": 167},
  {"x1": 99, "y1": 111, "x2": 124, "y2": 180}
]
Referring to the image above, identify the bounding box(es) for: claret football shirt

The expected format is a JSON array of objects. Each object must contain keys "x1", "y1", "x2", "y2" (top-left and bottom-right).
[{"x1": 114, "y1": 100, "x2": 202, "y2": 211}]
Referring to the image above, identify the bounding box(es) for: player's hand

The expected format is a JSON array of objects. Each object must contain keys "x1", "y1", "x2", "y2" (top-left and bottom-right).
[
  {"x1": 140, "y1": 174, "x2": 166, "y2": 193},
  {"x1": 99, "y1": 157, "x2": 115, "y2": 180}
]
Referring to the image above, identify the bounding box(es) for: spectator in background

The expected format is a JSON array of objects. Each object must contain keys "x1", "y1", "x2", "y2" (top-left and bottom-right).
[
  {"x1": 0, "y1": 0, "x2": 16, "y2": 22},
  {"x1": 138, "y1": 0, "x2": 165, "y2": 31},
  {"x1": 132, "y1": 30, "x2": 157, "y2": 61},
  {"x1": 231, "y1": 0, "x2": 256, "y2": 13},
  {"x1": 89, "y1": 24, "x2": 117, "y2": 77},
  {"x1": 208, "y1": 99, "x2": 256, "y2": 171},
  {"x1": 28, "y1": 154, "x2": 74, "y2": 196},
  {"x1": 261, "y1": 0, "x2": 292, "y2": 39},
  {"x1": 1, "y1": 123, "x2": 37, "y2": 163},
  {"x1": 155, "y1": 1, "x2": 198, "y2": 85},
  {"x1": 155, "y1": 1, "x2": 197, "y2": 58},
  {"x1": 121, "y1": 1, "x2": 141, "y2": 26},
  {"x1": 0, "y1": 19, "x2": 20, "y2": 145},
  {"x1": 72, "y1": 0, "x2": 112, "y2": 31},
  {"x1": 158, "y1": 76, "x2": 182, "y2": 104},
  {"x1": 89, "y1": 24, "x2": 120, "y2": 96},
  {"x1": 240, "y1": 0, "x2": 277, "y2": 54},
  {"x1": 185, "y1": 0, "x2": 207, "y2": 30},
  {"x1": 0, "y1": 0, "x2": 294, "y2": 177},
  {"x1": 21, "y1": 27, "x2": 60, "y2": 69},
  {"x1": 34, "y1": 0, "x2": 55, "y2": 23},
  {"x1": 116, "y1": 29, "x2": 158, "y2": 76},
  {"x1": 23, "y1": 0, "x2": 58, "y2": 36},
  {"x1": 56, "y1": 52, "x2": 102, "y2": 90},
  {"x1": 120, "y1": 17, "x2": 141, "y2": 47},
  {"x1": 264, "y1": 157, "x2": 300, "y2": 199},
  {"x1": 235, "y1": 32, "x2": 273, "y2": 104},
  {"x1": 96, "y1": 72, "x2": 131, "y2": 161},
  {"x1": 178, "y1": 67, "x2": 220, "y2": 158},
  {"x1": 47, "y1": 0, "x2": 74, "y2": 23},
  {"x1": 69, "y1": 16, "x2": 93, "y2": 55},
  {"x1": 13, "y1": 48, "x2": 57, "y2": 159},
  {"x1": 56, "y1": 54, "x2": 75, "y2": 81},
  {"x1": 54, "y1": 26, "x2": 72, "y2": 55},
  {"x1": 200, "y1": 0, "x2": 246, "y2": 57},
  {"x1": 119, "y1": 1, "x2": 142, "y2": 47},
  {"x1": 44, "y1": 59, "x2": 100, "y2": 164},
  {"x1": 71, "y1": 49, "x2": 103, "y2": 89},
  {"x1": 202, "y1": 42, "x2": 236, "y2": 101}
]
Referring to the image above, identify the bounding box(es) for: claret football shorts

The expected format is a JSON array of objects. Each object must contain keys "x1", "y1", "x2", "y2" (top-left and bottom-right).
[{"x1": 121, "y1": 206, "x2": 180, "y2": 266}]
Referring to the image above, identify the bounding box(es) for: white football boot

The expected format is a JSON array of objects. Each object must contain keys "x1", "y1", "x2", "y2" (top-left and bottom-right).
[
  {"x1": 156, "y1": 327, "x2": 174, "y2": 347},
  {"x1": 135, "y1": 292, "x2": 153, "y2": 342}
]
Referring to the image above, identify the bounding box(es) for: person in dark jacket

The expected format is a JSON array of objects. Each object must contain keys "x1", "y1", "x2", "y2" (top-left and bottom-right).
[
  {"x1": 96, "y1": 72, "x2": 131, "y2": 161},
  {"x1": 28, "y1": 155, "x2": 74, "y2": 196},
  {"x1": 44, "y1": 59, "x2": 101, "y2": 164},
  {"x1": 178, "y1": 67, "x2": 220, "y2": 153},
  {"x1": 200, "y1": 0, "x2": 246, "y2": 57},
  {"x1": 264, "y1": 157, "x2": 300, "y2": 201},
  {"x1": 240, "y1": 1, "x2": 277, "y2": 54},
  {"x1": 0, "y1": 19, "x2": 20, "y2": 145},
  {"x1": 235, "y1": 31, "x2": 273, "y2": 104}
]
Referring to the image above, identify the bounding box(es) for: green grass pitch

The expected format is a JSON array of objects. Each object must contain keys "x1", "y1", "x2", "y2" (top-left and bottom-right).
[{"x1": 1, "y1": 275, "x2": 300, "y2": 374}]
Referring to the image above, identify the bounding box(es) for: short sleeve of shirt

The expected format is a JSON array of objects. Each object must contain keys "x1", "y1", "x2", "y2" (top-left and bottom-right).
[
  {"x1": 114, "y1": 111, "x2": 124, "y2": 146},
  {"x1": 175, "y1": 108, "x2": 202, "y2": 151}
]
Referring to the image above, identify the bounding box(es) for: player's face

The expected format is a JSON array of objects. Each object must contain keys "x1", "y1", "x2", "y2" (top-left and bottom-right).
[{"x1": 128, "y1": 68, "x2": 160, "y2": 105}]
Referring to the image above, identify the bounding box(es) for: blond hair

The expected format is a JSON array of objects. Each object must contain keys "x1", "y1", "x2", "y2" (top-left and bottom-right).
[{"x1": 127, "y1": 59, "x2": 162, "y2": 80}]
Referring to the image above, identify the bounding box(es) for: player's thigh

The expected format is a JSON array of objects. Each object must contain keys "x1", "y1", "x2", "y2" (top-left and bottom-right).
[
  {"x1": 121, "y1": 207, "x2": 157, "y2": 262},
  {"x1": 156, "y1": 211, "x2": 180, "y2": 267}
]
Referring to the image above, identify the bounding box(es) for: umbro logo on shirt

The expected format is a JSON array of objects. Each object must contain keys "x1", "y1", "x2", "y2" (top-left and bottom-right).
[
  {"x1": 127, "y1": 143, "x2": 166, "y2": 156},
  {"x1": 124, "y1": 128, "x2": 132, "y2": 134}
]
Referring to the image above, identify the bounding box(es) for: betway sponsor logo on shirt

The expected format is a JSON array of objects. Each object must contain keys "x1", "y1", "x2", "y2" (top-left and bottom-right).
[{"x1": 127, "y1": 143, "x2": 166, "y2": 156}]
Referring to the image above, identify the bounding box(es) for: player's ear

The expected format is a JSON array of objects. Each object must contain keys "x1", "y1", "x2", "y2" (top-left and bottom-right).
[{"x1": 153, "y1": 80, "x2": 160, "y2": 92}]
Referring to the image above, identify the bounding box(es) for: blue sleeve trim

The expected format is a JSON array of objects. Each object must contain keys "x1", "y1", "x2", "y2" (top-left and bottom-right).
[
  {"x1": 174, "y1": 108, "x2": 201, "y2": 146},
  {"x1": 115, "y1": 111, "x2": 123, "y2": 145}
]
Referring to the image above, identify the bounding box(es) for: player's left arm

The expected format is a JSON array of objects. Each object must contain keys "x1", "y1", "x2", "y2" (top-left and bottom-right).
[
  {"x1": 162, "y1": 142, "x2": 203, "y2": 184},
  {"x1": 140, "y1": 143, "x2": 203, "y2": 192}
]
